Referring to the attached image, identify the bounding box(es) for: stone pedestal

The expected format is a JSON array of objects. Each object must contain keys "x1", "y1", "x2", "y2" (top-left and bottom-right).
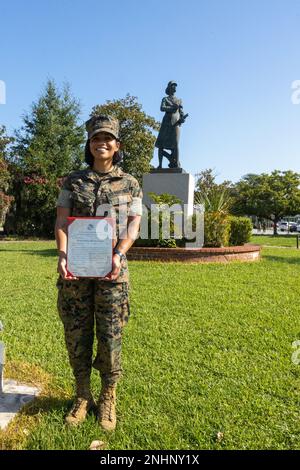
[{"x1": 142, "y1": 169, "x2": 195, "y2": 216}]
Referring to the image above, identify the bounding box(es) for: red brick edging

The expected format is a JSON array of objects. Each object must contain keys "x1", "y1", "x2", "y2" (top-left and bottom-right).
[{"x1": 127, "y1": 244, "x2": 261, "y2": 263}]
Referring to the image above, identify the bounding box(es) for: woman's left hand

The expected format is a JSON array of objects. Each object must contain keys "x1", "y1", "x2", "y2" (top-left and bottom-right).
[{"x1": 104, "y1": 254, "x2": 121, "y2": 281}]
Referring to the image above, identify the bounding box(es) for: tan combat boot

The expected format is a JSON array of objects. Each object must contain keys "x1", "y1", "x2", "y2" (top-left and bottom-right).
[
  {"x1": 98, "y1": 384, "x2": 117, "y2": 431},
  {"x1": 65, "y1": 380, "x2": 95, "y2": 426}
]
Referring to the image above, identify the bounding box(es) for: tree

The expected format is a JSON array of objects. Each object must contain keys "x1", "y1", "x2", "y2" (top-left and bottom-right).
[
  {"x1": 11, "y1": 79, "x2": 85, "y2": 177},
  {"x1": 194, "y1": 168, "x2": 234, "y2": 212},
  {"x1": 0, "y1": 125, "x2": 13, "y2": 159},
  {"x1": 195, "y1": 168, "x2": 232, "y2": 196},
  {"x1": 231, "y1": 171, "x2": 300, "y2": 235},
  {"x1": 0, "y1": 126, "x2": 14, "y2": 225},
  {"x1": 6, "y1": 80, "x2": 85, "y2": 236},
  {"x1": 91, "y1": 94, "x2": 160, "y2": 184},
  {"x1": 194, "y1": 168, "x2": 233, "y2": 209}
]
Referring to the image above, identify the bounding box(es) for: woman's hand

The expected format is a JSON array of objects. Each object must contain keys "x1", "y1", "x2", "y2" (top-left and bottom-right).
[
  {"x1": 103, "y1": 254, "x2": 121, "y2": 281},
  {"x1": 57, "y1": 255, "x2": 78, "y2": 280}
]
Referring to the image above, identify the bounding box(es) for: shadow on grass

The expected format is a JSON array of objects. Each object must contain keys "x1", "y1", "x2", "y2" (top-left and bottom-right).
[
  {"x1": 263, "y1": 255, "x2": 300, "y2": 265},
  {"x1": 0, "y1": 248, "x2": 57, "y2": 257},
  {"x1": 22, "y1": 395, "x2": 98, "y2": 419},
  {"x1": 21, "y1": 395, "x2": 71, "y2": 416}
]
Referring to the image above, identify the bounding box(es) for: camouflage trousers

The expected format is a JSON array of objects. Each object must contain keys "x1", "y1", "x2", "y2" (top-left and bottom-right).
[{"x1": 57, "y1": 278, "x2": 130, "y2": 386}]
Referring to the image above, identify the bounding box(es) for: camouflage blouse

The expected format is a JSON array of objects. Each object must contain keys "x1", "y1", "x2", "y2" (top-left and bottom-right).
[{"x1": 56, "y1": 165, "x2": 143, "y2": 283}]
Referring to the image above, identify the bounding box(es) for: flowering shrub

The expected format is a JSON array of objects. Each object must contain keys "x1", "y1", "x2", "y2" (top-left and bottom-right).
[
  {"x1": 4, "y1": 174, "x2": 62, "y2": 237},
  {"x1": 23, "y1": 176, "x2": 48, "y2": 185}
]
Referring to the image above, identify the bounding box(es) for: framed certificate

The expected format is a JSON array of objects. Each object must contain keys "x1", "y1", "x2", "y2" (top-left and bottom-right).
[{"x1": 66, "y1": 217, "x2": 115, "y2": 278}]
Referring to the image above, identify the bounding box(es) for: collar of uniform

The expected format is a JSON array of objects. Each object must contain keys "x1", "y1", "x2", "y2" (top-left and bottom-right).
[
  {"x1": 107, "y1": 165, "x2": 126, "y2": 178},
  {"x1": 85, "y1": 165, "x2": 125, "y2": 182}
]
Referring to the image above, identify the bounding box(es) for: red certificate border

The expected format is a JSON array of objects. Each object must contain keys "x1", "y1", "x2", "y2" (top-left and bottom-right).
[{"x1": 66, "y1": 216, "x2": 115, "y2": 279}]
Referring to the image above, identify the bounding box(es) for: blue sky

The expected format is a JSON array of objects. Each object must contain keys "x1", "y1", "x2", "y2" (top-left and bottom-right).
[{"x1": 1, "y1": 0, "x2": 299, "y2": 183}]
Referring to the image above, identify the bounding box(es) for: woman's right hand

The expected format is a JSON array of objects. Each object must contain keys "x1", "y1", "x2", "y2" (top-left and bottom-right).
[{"x1": 57, "y1": 256, "x2": 78, "y2": 280}]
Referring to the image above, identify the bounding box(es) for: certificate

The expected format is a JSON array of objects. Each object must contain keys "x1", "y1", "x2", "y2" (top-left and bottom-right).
[{"x1": 66, "y1": 217, "x2": 115, "y2": 278}]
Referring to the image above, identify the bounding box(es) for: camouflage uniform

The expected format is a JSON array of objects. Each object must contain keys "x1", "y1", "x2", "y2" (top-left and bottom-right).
[{"x1": 56, "y1": 165, "x2": 143, "y2": 387}]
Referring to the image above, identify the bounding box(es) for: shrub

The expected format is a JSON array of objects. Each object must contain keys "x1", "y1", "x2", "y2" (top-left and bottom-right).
[
  {"x1": 133, "y1": 236, "x2": 157, "y2": 247},
  {"x1": 135, "y1": 191, "x2": 252, "y2": 249},
  {"x1": 228, "y1": 216, "x2": 252, "y2": 246},
  {"x1": 5, "y1": 175, "x2": 60, "y2": 237},
  {"x1": 158, "y1": 238, "x2": 177, "y2": 248},
  {"x1": 139, "y1": 192, "x2": 182, "y2": 247},
  {"x1": 204, "y1": 212, "x2": 230, "y2": 247},
  {"x1": 195, "y1": 187, "x2": 232, "y2": 248}
]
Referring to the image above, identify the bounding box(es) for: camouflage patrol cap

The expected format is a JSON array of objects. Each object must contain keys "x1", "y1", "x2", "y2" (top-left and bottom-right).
[{"x1": 85, "y1": 114, "x2": 120, "y2": 140}]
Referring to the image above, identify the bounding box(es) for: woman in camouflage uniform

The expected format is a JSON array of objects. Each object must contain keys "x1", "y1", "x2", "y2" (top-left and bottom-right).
[{"x1": 55, "y1": 115, "x2": 143, "y2": 431}]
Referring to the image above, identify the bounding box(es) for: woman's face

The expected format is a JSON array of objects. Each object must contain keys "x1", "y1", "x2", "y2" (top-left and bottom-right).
[{"x1": 89, "y1": 132, "x2": 120, "y2": 163}]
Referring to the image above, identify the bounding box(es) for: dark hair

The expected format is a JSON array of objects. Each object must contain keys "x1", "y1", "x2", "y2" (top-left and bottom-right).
[{"x1": 84, "y1": 139, "x2": 123, "y2": 167}]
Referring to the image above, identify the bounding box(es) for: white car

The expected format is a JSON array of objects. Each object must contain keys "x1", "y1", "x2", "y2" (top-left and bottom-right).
[
  {"x1": 289, "y1": 222, "x2": 298, "y2": 232},
  {"x1": 278, "y1": 221, "x2": 289, "y2": 231},
  {"x1": 278, "y1": 221, "x2": 298, "y2": 232}
]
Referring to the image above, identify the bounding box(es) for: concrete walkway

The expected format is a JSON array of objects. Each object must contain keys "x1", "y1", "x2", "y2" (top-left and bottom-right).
[{"x1": 0, "y1": 380, "x2": 40, "y2": 430}]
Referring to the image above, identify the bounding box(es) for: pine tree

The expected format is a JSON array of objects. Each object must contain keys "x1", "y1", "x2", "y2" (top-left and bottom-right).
[
  {"x1": 7, "y1": 80, "x2": 85, "y2": 236},
  {"x1": 12, "y1": 79, "x2": 85, "y2": 178}
]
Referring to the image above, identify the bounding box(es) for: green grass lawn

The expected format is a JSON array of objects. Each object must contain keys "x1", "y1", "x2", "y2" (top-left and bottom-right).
[
  {"x1": 251, "y1": 234, "x2": 300, "y2": 248},
  {"x1": 0, "y1": 241, "x2": 300, "y2": 450}
]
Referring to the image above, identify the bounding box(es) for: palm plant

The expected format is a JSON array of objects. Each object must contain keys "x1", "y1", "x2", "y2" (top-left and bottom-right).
[
  {"x1": 194, "y1": 186, "x2": 232, "y2": 214},
  {"x1": 195, "y1": 187, "x2": 232, "y2": 247}
]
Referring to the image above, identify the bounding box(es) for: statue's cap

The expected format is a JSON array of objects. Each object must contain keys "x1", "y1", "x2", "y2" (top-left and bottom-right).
[
  {"x1": 85, "y1": 114, "x2": 119, "y2": 140},
  {"x1": 165, "y1": 81, "x2": 178, "y2": 94}
]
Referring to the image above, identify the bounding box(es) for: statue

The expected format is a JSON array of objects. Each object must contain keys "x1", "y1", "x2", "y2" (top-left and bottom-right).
[{"x1": 155, "y1": 81, "x2": 188, "y2": 169}]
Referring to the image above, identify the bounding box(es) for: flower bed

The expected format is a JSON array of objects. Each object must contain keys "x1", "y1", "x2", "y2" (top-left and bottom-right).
[{"x1": 127, "y1": 244, "x2": 261, "y2": 263}]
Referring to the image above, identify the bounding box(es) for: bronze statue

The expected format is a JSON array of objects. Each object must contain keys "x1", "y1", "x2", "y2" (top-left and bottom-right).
[{"x1": 155, "y1": 81, "x2": 188, "y2": 169}]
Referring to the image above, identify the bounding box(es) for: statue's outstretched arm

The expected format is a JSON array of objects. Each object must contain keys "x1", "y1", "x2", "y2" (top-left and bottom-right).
[{"x1": 177, "y1": 99, "x2": 185, "y2": 118}]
